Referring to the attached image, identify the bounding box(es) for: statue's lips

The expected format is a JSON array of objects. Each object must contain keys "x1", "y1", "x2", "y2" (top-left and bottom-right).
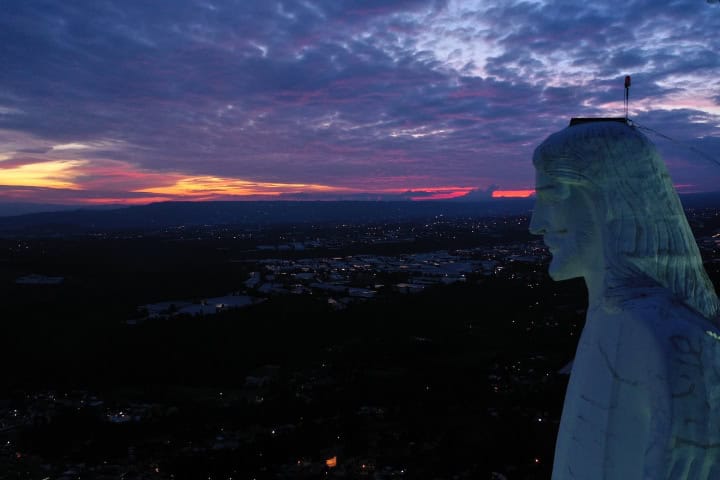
[{"x1": 543, "y1": 231, "x2": 567, "y2": 250}]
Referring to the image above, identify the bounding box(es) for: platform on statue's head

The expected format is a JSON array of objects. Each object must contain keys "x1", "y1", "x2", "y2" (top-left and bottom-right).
[{"x1": 569, "y1": 117, "x2": 628, "y2": 127}]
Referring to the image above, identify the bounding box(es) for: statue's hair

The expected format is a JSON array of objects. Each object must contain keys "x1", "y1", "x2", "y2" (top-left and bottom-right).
[{"x1": 533, "y1": 121, "x2": 720, "y2": 320}]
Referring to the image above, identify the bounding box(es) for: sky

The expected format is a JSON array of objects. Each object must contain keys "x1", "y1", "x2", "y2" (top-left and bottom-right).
[{"x1": 0, "y1": 0, "x2": 718, "y2": 205}]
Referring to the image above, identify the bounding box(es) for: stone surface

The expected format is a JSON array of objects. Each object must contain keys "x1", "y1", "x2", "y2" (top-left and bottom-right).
[{"x1": 530, "y1": 121, "x2": 720, "y2": 479}]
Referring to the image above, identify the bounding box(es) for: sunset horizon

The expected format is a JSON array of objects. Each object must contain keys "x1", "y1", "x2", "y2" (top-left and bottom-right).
[{"x1": 1, "y1": 1, "x2": 718, "y2": 206}]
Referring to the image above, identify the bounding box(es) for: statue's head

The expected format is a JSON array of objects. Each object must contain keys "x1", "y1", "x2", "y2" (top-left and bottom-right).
[{"x1": 530, "y1": 121, "x2": 719, "y2": 320}]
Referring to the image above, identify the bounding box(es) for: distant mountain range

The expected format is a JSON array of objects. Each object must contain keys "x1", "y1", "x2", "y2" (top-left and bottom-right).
[
  {"x1": 0, "y1": 202, "x2": 120, "y2": 217},
  {"x1": 0, "y1": 192, "x2": 718, "y2": 234},
  {"x1": 0, "y1": 199, "x2": 532, "y2": 233}
]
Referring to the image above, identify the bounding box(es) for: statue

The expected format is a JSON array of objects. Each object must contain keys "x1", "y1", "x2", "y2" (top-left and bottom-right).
[{"x1": 530, "y1": 120, "x2": 720, "y2": 479}]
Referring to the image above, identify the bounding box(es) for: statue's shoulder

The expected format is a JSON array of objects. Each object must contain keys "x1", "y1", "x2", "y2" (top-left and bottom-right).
[
  {"x1": 596, "y1": 289, "x2": 720, "y2": 379},
  {"x1": 607, "y1": 286, "x2": 720, "y2": 390},
  {"x1": 605, "y1": 286, "x2": 717, "y2": 339}
]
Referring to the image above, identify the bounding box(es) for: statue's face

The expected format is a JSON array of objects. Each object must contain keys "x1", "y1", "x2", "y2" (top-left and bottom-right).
[{"x1": 530, "y1": 171, "x2": 602, "y2": 281}]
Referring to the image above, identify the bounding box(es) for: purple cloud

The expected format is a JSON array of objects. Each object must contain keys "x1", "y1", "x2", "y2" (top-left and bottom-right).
[{"x1": 0, "y1": 0, "x2": 718, "y2": 204}]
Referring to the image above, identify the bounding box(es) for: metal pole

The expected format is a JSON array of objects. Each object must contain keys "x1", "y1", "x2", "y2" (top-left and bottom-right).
[{"x1": 624, "y1": 75, "x2": 631, "y2": 120}]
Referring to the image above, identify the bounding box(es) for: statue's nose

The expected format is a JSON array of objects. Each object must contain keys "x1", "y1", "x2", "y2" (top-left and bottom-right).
[
  {"x1": 529, "y1": 203, "x2": 548, "y2": 235},
  {"x1": 529, "y1": 216, "x2": 545, "y2": 235}
]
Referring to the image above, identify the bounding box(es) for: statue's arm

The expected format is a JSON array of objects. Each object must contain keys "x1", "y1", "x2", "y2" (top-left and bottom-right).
[
  {"x1": 663, "y1": 317, "x2": 720, "y2": 479},
  {"x1": 616, "y1": 305, "x2": 720, "y2": 479},
  {"x1": 598, "y1": 308, "x2": 673, "y2": 477}
]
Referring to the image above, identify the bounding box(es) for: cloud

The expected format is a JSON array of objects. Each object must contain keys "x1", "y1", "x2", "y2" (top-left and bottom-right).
[
  {"x1": 0, "y1": 0, "x2": 718, "y2": 203},
  {"x1": 454, "y1": 185, "x2": 497, "y2": 201}
]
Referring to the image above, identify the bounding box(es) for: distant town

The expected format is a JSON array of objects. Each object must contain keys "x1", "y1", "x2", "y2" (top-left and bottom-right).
[{"x1": 2, "y1": 202, "x2": 719, "y2": 479}]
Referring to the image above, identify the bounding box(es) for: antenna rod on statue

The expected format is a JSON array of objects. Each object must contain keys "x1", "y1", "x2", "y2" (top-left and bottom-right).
[{"x1": 624, "y1": 75, "x2": 631, "y2": 121}]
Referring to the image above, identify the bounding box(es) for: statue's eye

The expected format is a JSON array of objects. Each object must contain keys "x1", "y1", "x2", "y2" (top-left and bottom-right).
[{"x1": 537, "y1": 184, "x2": 569, "y2": 202}]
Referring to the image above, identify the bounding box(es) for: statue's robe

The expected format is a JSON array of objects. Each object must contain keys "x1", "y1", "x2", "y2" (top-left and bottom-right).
[{"x1": 552, "y1": 286, "x2": 720, "y2": 479}]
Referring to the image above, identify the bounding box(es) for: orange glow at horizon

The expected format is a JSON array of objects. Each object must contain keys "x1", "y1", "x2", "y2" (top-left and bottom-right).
[
  {"x1": 0, "y1": 157, "x2": 355, "y2": 202},
  {"x1": 492, "y1": 189, "x2": 535, "y2": 198},
  {"x1": 0, "y1": 156, "x2": 539, "y2": 203},
  {"x1": 0, "y1": 160, "x2": 86, "y2": 190},
  {"x1": 81, "y1": 196, "x2": 172, "y2": 205},
  {"x1": 409, "y1": 187, "x2": 475, "y2": 200},
  {"x1": 422, "y1": 192, "x2": 471, "y2": 200},
  {"x1": 135, "y1": 175, "x2": 349, "y2": 197}
]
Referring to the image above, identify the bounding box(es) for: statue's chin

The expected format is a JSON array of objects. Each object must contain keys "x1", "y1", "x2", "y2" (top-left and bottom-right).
[
  {"x1": 548, "y1": 260, "x2": 582, "y2": 282},
  {"x1": 549, "y1": 271, "x2": 573, "y2": 281}
]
